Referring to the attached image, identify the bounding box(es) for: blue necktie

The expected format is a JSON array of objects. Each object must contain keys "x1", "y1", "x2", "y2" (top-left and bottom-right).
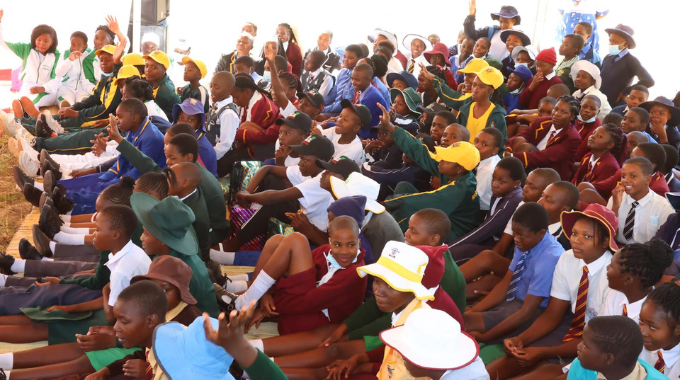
[{"x1": 507, "y1": 250, "x2": 530, "y2": 302}]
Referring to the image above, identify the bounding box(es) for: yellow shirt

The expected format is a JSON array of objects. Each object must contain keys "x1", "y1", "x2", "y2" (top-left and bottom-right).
[
  {"x1": 596, "y1": 361, "x2": 647, "y2": 380},
  {"x1": 466, "y1": 102, "x2": 495, "y2": 143}
]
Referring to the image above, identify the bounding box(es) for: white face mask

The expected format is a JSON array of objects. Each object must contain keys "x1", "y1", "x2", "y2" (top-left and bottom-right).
[
  {"x1": 578, "y1": 114, "x2": 597, "y2": 123},
  {"x1": 515, "y1": 62, "x2": 529, "y2": 67},
  {"x1": 263, "y1": 70, "x2": 272, "y2": 82}
]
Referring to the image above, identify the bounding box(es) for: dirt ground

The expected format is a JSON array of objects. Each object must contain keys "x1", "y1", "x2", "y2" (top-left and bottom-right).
[{"x1": 0, "y1": 133, "x2": 32, "y2": 252}]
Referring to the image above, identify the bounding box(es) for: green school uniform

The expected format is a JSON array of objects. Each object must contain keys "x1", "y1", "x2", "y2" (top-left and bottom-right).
[
  {"x1": 457, "y1": 101, "x2": 508, "y2": 150},
  {"x1": 152, "y1": 74, "x2": 181, "y2": 121},
  {"x1": 432, "y1": 77, "x2": 473, "y2": 111},
  {"x1": 244, "y1": 350, "x2": 288, "y2": 380},
  {"x1": 181, "y1": 189, "x2": 212, "y2": 262},
  {"x1": 169, "y1": 249, "x2": 219, "y2": 317},
  {"x1": 180, "y1": 84, "x2": 210, "y2": 113}
]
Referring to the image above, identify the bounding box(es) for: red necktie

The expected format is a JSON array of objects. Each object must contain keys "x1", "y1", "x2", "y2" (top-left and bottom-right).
[
  {"x1": 145, "y1": 350, "x2": 154, "y2": 380},
  {"x1": 546, "y1": 130, "x2": 557, "y2": 146},
  {"x1": 655, "y1": 351, "x2": 666, "y2": 373},
  {"x1": 563, "y1": 266, "x2": 589, "y2": 342},
  {"x1": 353, "y1": 91, "x2": 361, "y2": 104},
  {"x1": 622, "y1": 304, "x2": 628, "y2": 317}
]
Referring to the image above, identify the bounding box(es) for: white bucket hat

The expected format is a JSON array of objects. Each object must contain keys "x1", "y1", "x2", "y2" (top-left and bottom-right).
[
  {"x1": 357, "y1": 241, "x2": 433, "y2": 300},
  {"x1": 511, "y1": 45, "x2": 537, "y2": 63},
  {"x1": 380, "y1": 308, "x2": 479, "y2": 369},
  {"x1": 570, "y1": 60, "x2": 602, "y2": 89},
  {"x1": 330, "y1": 172, "x2": 385, "y2": 214},
  {"x1": 402, "y1": 34, "x2": 432, "y2": 52}
]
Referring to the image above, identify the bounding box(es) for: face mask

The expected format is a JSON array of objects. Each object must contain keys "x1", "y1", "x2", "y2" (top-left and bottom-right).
[
  {"x1": 263, "y1": 71, "x2": 272, "y2": 82},
  {"x1": 608, "y1": 44, "x2": 622, "y2": 55},
  {"x1": 578, "y1": 114, "x2": 597, "y2": 123},
  {"x1": 102, "y1": 72, "x2": 113, "y2": 77},
  {"x1": 515, "y1": 63, "x2": 528, "y2": 68},
  {"x1": 325, "y1": 247, "x2": 360, "y2": 269}
]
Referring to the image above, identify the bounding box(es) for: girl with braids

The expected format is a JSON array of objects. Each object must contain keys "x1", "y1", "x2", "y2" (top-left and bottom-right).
[
  {"x1": 507, "y1": 95, "x2": 583, "y2": 180},
  {"x1": 133, "y1": 171, "x2": 168, "y2": 200},
  {"x1": 638, "y1": 279, "x2": 680, "y2": 377},
  {"x1": 603, "y1": 240, "x2": 674, "y2": 322},
  {"x1": 357, "y1": 55, "x2": 390, "y2": 103},
  {"x1": 123, "y1": 77, "x2": 167, "y2": 122},
  {"x1": 276, "y1": 22, "x2": 303, "y2": 76},
  {"x1": 572, "y1": 123, "x2": 624, "y2": 185},
  {"x1": 487, "y1": 204, "x2": 620, "y2": 379}
]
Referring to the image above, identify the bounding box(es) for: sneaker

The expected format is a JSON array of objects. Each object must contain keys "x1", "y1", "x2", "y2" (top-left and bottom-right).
[
  {"x1": 19, "y1": 152, "x2": 40, "y2": 178},
  {"x1": 15, "y1": 125, "x2": 34, "y2": 141},
  {"x1": 59, "y1": 99, "x2": 71, "y2": 109},
  {"x1": 18, "y1": 137, "x2": 38, "y2": 162},
  {"x1": 7, "y1": 137, "x2": 20, "y2": 159},
  {"x1": 41, "y1": 112, "x2": 64, "y2": 134},
  {"x1": 0, "y1": 110, "x2": 18, "y2": 136}
]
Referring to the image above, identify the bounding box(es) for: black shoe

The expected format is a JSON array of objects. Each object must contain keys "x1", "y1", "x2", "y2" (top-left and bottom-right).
[
  {"x1": 13, "y1": 165, "x2": 34, "y2": 189},
  {"x1": 0, "y1": 252, "x2": 15, "y2": 275},
  {"x1": 52, "y1": 186, "x2": 73, "y2": 214},
  {"x1": 33, "y1": 224, "x2": 53, "y2": 258},
  {"x1": 35, "y1": 118, "x2": 52, "y2": 139},
  {"x1": 39, "y1": 192, "x2": 50, "y2": 209},
  {"x1": 19, "y1": 238, "x2": 43, "y2": 261},
  {"x1": 40, "y1": 149, "x2": 60, "y2": 172},
  {"x1": 39, "y1": 204, "x2": 61, "y2": 239},
  {"x1": 41, "y1": 160, "x2": 61, "y2": 180},
  {"x1": 207, "y1": 259, "x2": 227, "y2": 286},
  {"x1": 217, "y1": 291, "x2": 238, "y2": 315},
  {"x1": 0, "y1": 368, "x2": 7, "y2": 380},
  {"x1": 43, "y1": 170, "x2": 57, "y2": 198},
  {"x1": 23, "y1": 183, "x2": 43, "y2": 207}
]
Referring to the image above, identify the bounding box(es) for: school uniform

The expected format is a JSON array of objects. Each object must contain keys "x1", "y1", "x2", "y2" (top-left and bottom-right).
[
  {"x1": 287, "y1": 166, "x2": 334, "y2": 231},
  {"x1": 611, "y1": 104, "x2": 628, "y2": 116},
  {"x1": 510, "y1": 117, "x2": 583, "y2": 180},
  {"x1": 646, "y1": 124, "x2": 680, "y2": 151},
  {"x1": 234, "y1": 90, "x2": 281, "y2": 160},
  {"x1": 321, "y1": 127, "x2": 364, "y2": 165},
  {"x1": 274, "y1": 245, "x2": 367, "y2": 335},
  {"x1": 568, "y1": 358, "x2": 666, "y2": 380},
  {"x1": 214, "y1": 51, "x2": 251, "y2": 74},
  {"x1": 324, "y1": 68, "x2": 354, "y2": 114},
  {"x1": 361, "y1": 161, "x2": 432, "y2": 201},
  {"x1": 462, "y1": 15, "x2": 507, "y2": 59},
  {"x1": 360, "y1": 211, "x2": 406, "y2": 263},
  {"x1": 180, "y1": 189, "x2": 212, "y2": 262},
  {"x1": 151, "y1": 74, "x2": 181, "y2": 121},
  {"x1": 205, "y1": 96, "x2": 240, "y2": 176},
  {"x1": 386, "y1": 127, "x2": 480, "y2": 238},
  {"x1": 355, "y1": 84, "x2": 390, "y2": 139},
  {"x1": 195, "y1": 128, "x2": 218, "y2": 178},
  {"x1": 366, "y1": 143, "x2": 404, "y2": 170},
  {"x1": 519, "y1": 71, "x2": 564, "y2": 109},
  {"x1": 304, "y1": 47, "x2": 342, "y2": 73},
  {"x1": 55, "y1": 49, "x2": 97, "y2": 105},
  {"x1": 601, "y1": 290, "x2": 647, "y2": 323},
  {"x1": 180, "y1": 84, "x2": 210, "y2": 114},
  {"x1": 105, "y1": 240, "x2": 152, "y2": 306},
  {"x1": 576, "y1": 118, "x2": 603, "y2": 159},
  {"x1": 578, "y1": 42, "x2": 602, "y2": 67},
  {"x1": 572, "y1": 151, "x2": 620, "y2": 185},
  {"x1": 640, "y1": 343, "x2": 680, "y2": 379},
  {"x1": 431, "y1": 76, "x2": 473, "y2": 111},
  {"x1": 594, "y1": 170, "x2": 669, "y2": 200},
  {"x1": 283, "y1": 41, "x2": 303, "y2": 76},
  {"x1": 608, "y1": 190, "x2": 675, "y2": 245},
  {"x1": 169, "y1": 248, "x2": 219, "y2": 317},
  {"x1": 457, "y1": 102, "x2": 509, "y2": 150},
  {"x1": 403, "y1": 52, "x2": 429, "y2": 78},
  {"x1": 476, "y1": 155, "x2": 502, "y2": 211},
  {"x1": 300, "y1": 67, "x2": 334, "y2": 98},
  {"x1": 654, "y1": 213, "x2": 680, "y2": 251},
  {"x1": 556, "y1": 56, "x2": 580, "y2": 93},
  {"x1": 504, "y1": 89, "x2": 523, "y2": 114},
  {"x1": 573, "y1": 85, "x2": 612, "y2": 119},
  {"x1": 372, "y1": 77, "x2": 390, "y2": 104},
  {"x1": 600, "y1": 49, "x2": 655, "y2": 106},
  {"x1": 502, "y1": 209, "x2": 572, "y2": 251}
]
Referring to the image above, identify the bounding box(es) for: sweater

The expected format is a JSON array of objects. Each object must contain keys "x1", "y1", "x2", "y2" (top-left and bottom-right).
[
  {"x1": 600, "y1": 52, "x2": 655, "y2": 106},
  {"x1": 519, "y1": 74, "x2": 564, "y2": 109}
]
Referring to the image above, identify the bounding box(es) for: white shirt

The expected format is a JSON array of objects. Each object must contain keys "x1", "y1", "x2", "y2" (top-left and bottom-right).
[
  {"x1": 607, "y1": 190, "x2": 674, "y2": 245},
  {"x1": 536, "y1": 124, "x2": 558, "y2": 151},
  {"x1": 286, "y1": 166, "x2": 333, "y2": 231},
  {"x1": 476, "y1": 155, "x2": 501, "y2": 211},
  {"x1": 404, "y1": 53, "x2": 429, "y2": 78},
  {"x1": 550, "y1": 249, "x2": 612, "y2": 322},
  {"x1": 105, "y1": 240, "x2": 152, "y2": 306},
  {"x1": 441, "y1": 357, "x2": 490, "y2": 380},
  {"x1": 145, "y1": 100, "x2": 168, "y2": 121},
  {"x1": 488, "y1": 29, "x2": 510, "y2": 60},
  {"x1": 504, "y1": 205, "x2": 565, "y2": 241},
  {"x1": 55, "y1": 49, "x2": 96, "y2": 90},
  {"x1": 387, "y1": 56, "x2": 404, "y2": 74},
  {"x1": 545, "y1": 71, "x2": 557, "y2": 81},
  {"x1": 601, "y1": 290, "x2": 647, "y2": 323},
  {"x1": 572, "y1": 85, "x2": 612, "y2": 119},
  {"x1": 213, "y1": 96, "x2": 240, "y2": 160},
  {"x1": 304, "y1": 67, "x2": 333, "y2": 98},
  {"x1": 279, "y1": 99, "x2": 298, "y2": 118},
  {"x1": 274, "y1": 139, "x2": 301, "y2": 167},
  {"x1": 244, "y1": 91, "x2": 263, "y2": 122},
  {"x1": 321, "y1": 127, "x2": 364, "y2": 165},
  {"x1": 640, "y1": 343, "x2": 680, "y2": 378}
]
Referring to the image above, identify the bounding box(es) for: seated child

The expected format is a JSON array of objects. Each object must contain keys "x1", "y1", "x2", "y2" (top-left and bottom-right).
[
  {"x1": 178, "y1": 56, "x2": 210, "y2": 113},
  {"x1": 637, "y1": 280, "x2": 680, "y2": 378},
  {"x1": 234, "y1": 55, "x2": 263, "y2": 84},
  {"x1": 568, "y1": 316, "x2": 665, "y2": 380},
  {"x1": 386, "y1": 70, "x2": 418, "y2": 91},
  {"x1": 364, "y1": 119, "x2": 404, "y2": 170},
  {"x1": 662, "y1": 145, "x2": 680, "y2": 192},
  {"x1": 301, "y1": 50, "x2": 335, "y2": 98},
  {"x1": 172, "y1": 99, "x2": 217, "y2": 177},
  {"x1": 571, "y1": 60, "x2": 612, "y2": 119},
  {"x1": 499, "y1": 29, "x2": 531, "y2": 78},
  {"x1": 504, "y1": 65, "x2": 533, "y2": 114},
  {"x1": 348, "y1": 63, "x2": 389, "y2": 138},
  {"x1": 575, "y1": 95, "x2": 604, "y2": 159},
  {"x1": 389, "y1": 87, "x2": 422, "y2": 133},
  {"x1": 428, "y1": 110, "x2": 457, "y2": 146},
  {"x1": 55, "y1": 31, "x2": 97, "y2": 108},
  {"x1": 474, "y1": 127, "x2": 504, "y2": 212},
  {"x1": 426, "y1": 58, "x2": 487, "y2": 111},
  {"x1": 572, "y1": 124, "x2": 623, "y2": 185},
  {"x1": 640, "y1": 96, "x2": 680, "y2": 150},
  {"x1": 272, "y1": 107, "x2": 313, "y2": 167},
  {"x1": 323, "y1": 44, "x2": 365, "y2": 115},
  {"x1": 226, "y1": 217, "x2": 367, "y2": 335},
  {"x1": 519, "y1": 48, "x2": 564, "y2": 109},
  {"x1": 507, "y1": 95, "x2": 582, "y2": 180},
  {"x1": 621, "y1": 107, "x2": 653, "y2": 140},
  {"x1": 142, "y1": 50, "x2": 180, "y2": 121},
  {"x1": 486, "y1": 203, "x2": 619, "y2": 379},
  {"x1": 573, "y1": 21, "x2": 602, "y2": 66},
  {"x1": 423, "y1": 42, "x2": 459, "y2": 89},
  {"x1": 456, "y1": 67, "x2": 508, "y2": 148},
  {"x1": 317, "y1": 100, "x2": 366, "y2": 165},
  {"x1": 611, "y1": 84, "x2": 649, "y2": 116},
  {"x1": 456, "y1": 40, "x2": 491, "y2": 84},
  {"x1": 506, "y1": 95, "x2": 557, "y2": 138}
]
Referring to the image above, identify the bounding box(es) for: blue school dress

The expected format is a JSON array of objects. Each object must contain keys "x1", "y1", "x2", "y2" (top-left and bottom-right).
[{"x1": 556, "y1": 0, "x2": 609, "y2": 51}]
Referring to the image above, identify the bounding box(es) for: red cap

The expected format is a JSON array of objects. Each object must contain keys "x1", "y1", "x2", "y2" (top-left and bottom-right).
[
  {"x1": 418, "y1": 245, "x2": 448, "y2": 288},
  {"x1": 423, "y1": 43, "x2": 451, "y2": 67},
  {"x1": 535, "y1": 47, "x2": 557, "y2": 66}
]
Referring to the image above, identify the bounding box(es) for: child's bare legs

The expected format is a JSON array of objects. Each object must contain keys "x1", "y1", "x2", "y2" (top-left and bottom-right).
[
  {"x1": 511, "y1": 363, "x2": 563, "y2": 380},
  {"x1": 486, "y1": 354, "x2": 528, "y2": 380},
  {"x1": 9, "y1": 354, "x2": 94, "y2": 380},
  {"x1": 253, "y1": 233, "x2": 313, "y2": 281},
  {"x1": 463, "y1": 310, "x2": 487, "y2": 333},
  {"x1": 507, "y1": 122, "x2": 521, "y2": 138},
  {"x1": 280, "y1": 368, "x2": 329, "y2": 380},
  {"x1": 460, "y1": 250, "x2": 511, "y2": 282},
  {"x1": 515, "y1": 142, "x2": 536, "y2": 153},
  {"x1": 578, "y1": 182, "x2": 608, "y2": 207},
  {"x1": 466, "y1": 274, "x2": 502, "y2": 301},
  {"x1": 273, "y1": 339, "x2": 366, "y2": 368},
  {"x1": 11, "y1": 342, "x2": 85, "y2": 368},
  {"x1": 262, "y1": 324, "x2": 340, "y2": 357},
  {"x1": 510, "y1": 136, "x2": 528, "y2": 152},
  {"x1": 0, "y1": 315, "x2": 47, "y2": 343}
]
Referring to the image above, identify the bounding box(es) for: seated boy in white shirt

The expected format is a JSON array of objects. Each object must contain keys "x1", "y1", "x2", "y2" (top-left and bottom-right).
[{"x1": 317, "y1": 100, "x2": 367, "y2": 166}]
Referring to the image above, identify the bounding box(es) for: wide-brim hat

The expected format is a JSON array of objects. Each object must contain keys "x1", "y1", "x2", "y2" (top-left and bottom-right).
[
  {"x1": 390, "y1": 87, "x2": 422, "y2": 114},
  {"x1": 570, "y1": 60, "x2": 602, "y2": 89},
  {"x1": 605, "y1": 24, "x2": 636, "y2": 49},
  {"x1": 511, "y1": 45, "x2": 537, "y2": 63},
  {"x1": 368, "y1": 28, "x2": 397, "y2": 49},
  {"x1": 423, "y1": 43, "x2": 451, "y2": 66},
  {"x1": 402, "y1": 34, "x2": 433, "y2": 52},
  {"x1": 666, "y1": 192, "x2": 680, "y2": 211},
  {"x1": 153, "y1": 319, "x2": 235, "y2": 380},
  {"x1": 132, "y1": 255, "x2": 197, "y2": 305},
  {"x1": 386, "y1": 71, "x2": 418, "y2": 91},
  {"x1": 560, "y1": 203, "x2": 619, "y2": 252},
  {"x1": 640, "y1": 97, "x2": 680, "y2": 127},
  {"x1": 500, "y1": 30, "x2": 531, "y2": 46},
  {"x1": 130, "y1": 193, "x2": 199, "y2": 256},
  {"x1": 173, "y1": 98, "x2": 206, "y2": 128},
  {"x1": 380, "y1": 308, "x2": 479, "y2": 369},
  {"x1": 330, "y1": 172, "x2": 385, "y2": 214},
  {"x1": 491, "y1": 5, "x2": 521, "y2": 24}
]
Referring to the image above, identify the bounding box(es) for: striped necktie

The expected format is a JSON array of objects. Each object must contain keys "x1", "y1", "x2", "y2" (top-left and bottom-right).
[
  {"x1": 563, "y1": 266, "x2": 590, "y2": 342},
  {"x1": 655, "y1": 351, "x2": 666, "y2": 373},
  {"x1": 622, "y1": 304, "x2": 628, "y2": 317},
  {"x1": 623, "y1": 201, "x2": 639, "y2": 242},
  {"x1": 506, "y1": 250, "x2": 530, "y2": 302},
  {"x1": 408, "y1": 59, "x2": 415, "y2": 73}
]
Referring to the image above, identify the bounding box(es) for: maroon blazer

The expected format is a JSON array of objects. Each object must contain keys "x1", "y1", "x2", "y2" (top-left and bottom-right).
[
  {"x1": 509, "y1": 117, "x2": 582, "y2": 180},
  {"x1": 576, "y1": 118, "x2": 603, "y2": 159},
  {"x1": 395, "y1": 50, "x2": 408, "y2": 69},
  {"x1": 286, "y1": 42, "x2": 303, "y2": 76},
  {"x1": 518, "y1": 74, "x2": 563, "y2": 109},
  {"x1": 571, "y1": 151, "x2": 620, "y2": 185}
]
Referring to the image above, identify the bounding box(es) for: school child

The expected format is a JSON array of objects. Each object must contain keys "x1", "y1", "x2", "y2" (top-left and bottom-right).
[
  {"x1": 568, "y1": 316, "x2": 665, "y2": 380},
  {"x1": 499, "y1": 29, "x2": 531, "y2": 78},
  {"x1": 572, "y1": 22, "x2": 602, "y2": 66},
  {"x1": 233, "y1": 55, "x2": 264, "y2": 84},
  {"x1": 463, "y1": 3, "x2": 522, "y2": 60},
  {"x1": 429, "y1": 58, "x2": 487, "y2": 111},
  {"x1": 178, "y1": 56, "x2": 209, "y2": 113},
  {"x1": 572, "y1": 61, "x2": 612, "y2": 120},
  {"x1": 464, "y1": 202, "x2": 565, "y2": 345},
  {"x1": 508, "y1": 95, "x2": 582, "y2": 180},
  {"x1": 55, "y1": 31, "x2": 97, "y2": 108},
  {"x1": 317, "y1": 100, "x2": 366, "y2": 165},
  {"x1": 386, "y1": 70, "x2": 419, "y2": 92},
  {"x1": 519, "y1": 47, "x2": 564, "y2": 109},
  {"x1": 608, "y1": 157, "x2": 675, "y2": 245},
  {"x1": 203, "y1": 72, "x2": 239, "y2": 177},
  {"x1": 661, "y1": 145, "x2": 680, "y2": 192},
  {"x1": 510, "y1": 45, "x2": 537, "y2": 72},
  {"x1": 504, "y1": 65, "x2": 533, "y2": 113},
  {"x1": 626, "y1": 132, "x2": 651, "y2": 159},
  {"x1": 572, "y1": 124, "x2": 623, "y2": 185},
  {"x1": 121, "y1": 52, "x2": 146, "y2": 78},
  {"x1": 273, "y1": 102, "x2": 314, "y2": 167},
  {"x1": 640, "y1": 96, "x2": 680, "y2": 150},
  {"x1": 602, "y1": 241, "x2": 673, "y2": 321},
  {"x1": 347, "y1": 63, "x2": 389, "y2": 138},
  {"x1": 427, "y1": 110, "x2": 456, "y2": 145},
  {"x1": 262, "y1": 49, "x2": 299, "y2": 118},
  {"x1": 556, "y1": 34, "x2": 585, "y2": 93},
  {"x1": 449, "y1": 157, "x2": 524, "y2": 263},
  {"x1": 423, "y1": 42, "x2": 458, "y2": 90},
  {"x1": 172, "y1": 99, "x2": 217, "y2": 177},
  {"x1": 390, "y1": 87, "x2": 422, "y2": 131},
  {"x1": 324, "y1": 44, "x2": 366, "y2": 115},
  {"x1": 469, "y1": 128, "x2": 503, "y2": 212},
  {"x1": 485, "y1": 203, "x2": 618, "y2": 379},
  {"x1": 637, "y1": 280, "x2": 680, "y2": 378},
  {"x1": 575, "y1": 95, "x2": 604, "y2": 159},
  {"x1": 506, "y1": 95, "x2": 557, "y2": 138},
  {"x1": 364, "y1": 119, "x2": 405, "y2": 171},
  {"x1": 142, "y1": 50, "x2": 180, "y2": 121},
  {"x1": 301, "y1": 50, "x2": 334, "y2": 98},
  {"x1": 600, "y1": 24, "x2": 655, "y2": 107},
  {"x1": 611, "y1": 85, "x2": 649, "y2": 116}
]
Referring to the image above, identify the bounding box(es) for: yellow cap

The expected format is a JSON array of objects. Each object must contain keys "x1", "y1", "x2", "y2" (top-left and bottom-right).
[
  {"x1": 475, "y1": 67, "x2": 504, "y2": 89},
  {"x1": 181, "y1": 56, "x2": 207, "y2": 79},
  {"x1": 142, "y1": 50, "x2": 170, "y2": 69},
  {"x1": 114, "y1": 65, "x2": 142, "y2": 85},
  {"x1": 95, "y1": 45, "x2": 116, "y2": 56},
  {"x1": 122, "y1": 53, "x2": 146, "y2": 67},
  {"x1": 433, "y1": 141, "x2": 480, "y2": 170},
  {"x1": 456, "y1": 58, "x2": 489, "y2": 75}
]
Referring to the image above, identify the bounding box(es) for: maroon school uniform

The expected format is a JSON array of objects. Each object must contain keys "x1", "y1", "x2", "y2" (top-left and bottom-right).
[
  {"x1": 395, "y1": 50, "x2": 408, "y2": 69},
  {"x1": 571, "y1": 151, "x2": 620, "y2": 186},
  {"x1": 518, "y1": 74, "x2": 564, "y2": 109},
  {"x1": 509, "y1": 117, "x2": 582, "y2": 180},
  {"x1": 286, "y1": 42, "x2": 303, "y2": 76},
  {"x1": 576, "y1": 118, "x2": 603, "y2": 159},
  {"x1": 273, "y1": 245, "x2": 368, "y2": 335},
  {"x1": 443, "y1": 68, "x2": 458, "y2": 90},
  {"x1": 235, "y1": 93, "x2": 281, "y2": 159},
  {"x1": 594, "y1": 170, "x2": 669, "y2": 200}
]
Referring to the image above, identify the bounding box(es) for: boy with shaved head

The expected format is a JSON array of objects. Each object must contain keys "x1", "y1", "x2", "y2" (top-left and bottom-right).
[
  {"x1": 301, "y1": 50, "x2": 334, "y2": 98},
  {"x1": 207, "y1": 71, "x2": 240, "y2": 177},
  {"x1": 350, "y1": 63, "x2": 389, "y2": 139}
]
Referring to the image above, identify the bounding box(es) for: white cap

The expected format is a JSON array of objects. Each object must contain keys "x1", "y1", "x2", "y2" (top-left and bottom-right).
[
  {"x1": 329, "y1": 172, "x2": 385, "y2": 214},
  {"x1": 142, "y1": 33, "x2": 160, "y2": 46}
]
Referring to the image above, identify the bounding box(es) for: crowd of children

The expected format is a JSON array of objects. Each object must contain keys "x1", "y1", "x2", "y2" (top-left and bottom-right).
[{"x1": 0, "y1": 4, "x2": 678, "y2": 379}]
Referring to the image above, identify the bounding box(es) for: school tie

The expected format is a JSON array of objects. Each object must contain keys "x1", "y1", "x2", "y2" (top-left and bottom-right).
[
  {"x1": 408, "y1": 59, "x2": 415, "y2": 73},
  {"x1": 623, "y1": 201, "x2": 639, "y2": 242},
  {"x1": 655, "y1": 351, "x2": 666, "y2": 373},
  {"x1": 145, "y1": 350, "x2": 154, "y2": 380},
  {"x1": 563, "y1": 266, "x2": 589, "y2": 342},
  {"x1": 546, "y1": 130, "x2": 557, "y2": 146},
  {"x1": 622, "y1": 304, "x2": 628, "y2": 317},
  {"x1": 353, "y1": 91, "x2": 361, "y2": 105},
  {"x1": 506, "y1": 250, "x2": 530, "y2": 302}
]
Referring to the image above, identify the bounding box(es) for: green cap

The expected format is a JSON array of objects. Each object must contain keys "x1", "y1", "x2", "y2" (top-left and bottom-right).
[{"x1": 390, "y1": 87, "x2": 422, "y2": 115}]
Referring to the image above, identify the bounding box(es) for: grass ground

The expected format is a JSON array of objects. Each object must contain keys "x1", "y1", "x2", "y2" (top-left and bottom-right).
[{"x1": 0, "y1": 132, "x2": 32, "y2": 252}]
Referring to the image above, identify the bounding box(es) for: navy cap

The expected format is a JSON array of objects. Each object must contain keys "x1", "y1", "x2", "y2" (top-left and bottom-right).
[
  {"x1": 316, "y1": 156, "x2": 360, "y2": 179},
  {"x1": 289, "y1": 135, "x2": 335, "y2": 161},
  {"x1": 298, "y1": 91, "x2": 325, "y2": 110},
  {"x1": 341, "y1": 99, "x2": 373, "y2": 127},
  {"x1": 172, "y1": 98, "x2": 206, "y2": 128},
  {"x1": 275, "y1": 111, "x2": 312, "y2": 134}
]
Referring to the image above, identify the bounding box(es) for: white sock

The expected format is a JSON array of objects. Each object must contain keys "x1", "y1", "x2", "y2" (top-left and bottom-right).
[
  {"x1": 34, "y1": 182, "x2": 43, "y2": 191},
  {"x1": 0, "y1": 354, "x2": 12, "y2": 369},
  {"x1": 0, "y1": 274, "x2": 6, "y2": 287},
  {"x1": 60, "y1": 214, "x2": 71, "y2": 222},
  {"x1": 4, "y1": 370, "x2": 10, "y2": 379},
  {"x1": 235, "y1": 271, "x2": 276, "y2": 310},
  {"x1": 230, "y1": 273, "x2": 249, "y2": 281},
  {"x1": 225, "y1": 280, "x2": 248, "y2": 293},
  {"x1": 60, "y1": 226, "x2": 90, "y2": 234},
  {"x1": 250, "y1": 339, "x2": 264, "y2": 351},
  {"x1": 41, "y1": 257, "x2": 53, "y2": 262},
  {"x1": 10, "y1": 259, "x2": 25, "y2": 274},
  {"x1": 49, "y1": 241, "x2": 57, "y2": 253},
  {"x1": 210, "y1": 249, "x2": 235, "y2": 265},
  {"x1": 53, "y1": 231, "x2": 84, "y2": 245}
]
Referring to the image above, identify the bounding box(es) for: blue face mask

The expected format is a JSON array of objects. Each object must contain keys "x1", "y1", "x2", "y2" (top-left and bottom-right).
[
  {"x1": 578, "y1": 114, "x2": 597, "y2": 123},
  {"x1": 263, "y1": 70, "x2": 272, "y2": 82},
  {"x1": 325, "y1": 248, "x2": 359, "y2": 269},
  {"x1": 608, "y1": 44, "x2": 622, "y2": 55},
  {"x1": 102, "y1": 72, "x2": 113, "y2": 78}
]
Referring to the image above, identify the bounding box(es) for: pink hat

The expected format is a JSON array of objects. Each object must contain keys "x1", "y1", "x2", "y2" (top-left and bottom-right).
[
  {"x1": 535, "y1": 47, "x2": 557, "y2": 66},
  {"x1": 423, "y1": 43, "x2": 451, "y2": 66}
]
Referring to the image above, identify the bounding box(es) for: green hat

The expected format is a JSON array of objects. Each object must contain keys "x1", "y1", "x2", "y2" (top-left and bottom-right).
[
  {"x1": 483, "y1": 56, "x2": 503, "y2": 71},
  {"x1": 130, "y1": 193, "x2": 199, "y2": 256},
  {"x1": 390, "y1": 87, "x2": 422, "y2": 115}
]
